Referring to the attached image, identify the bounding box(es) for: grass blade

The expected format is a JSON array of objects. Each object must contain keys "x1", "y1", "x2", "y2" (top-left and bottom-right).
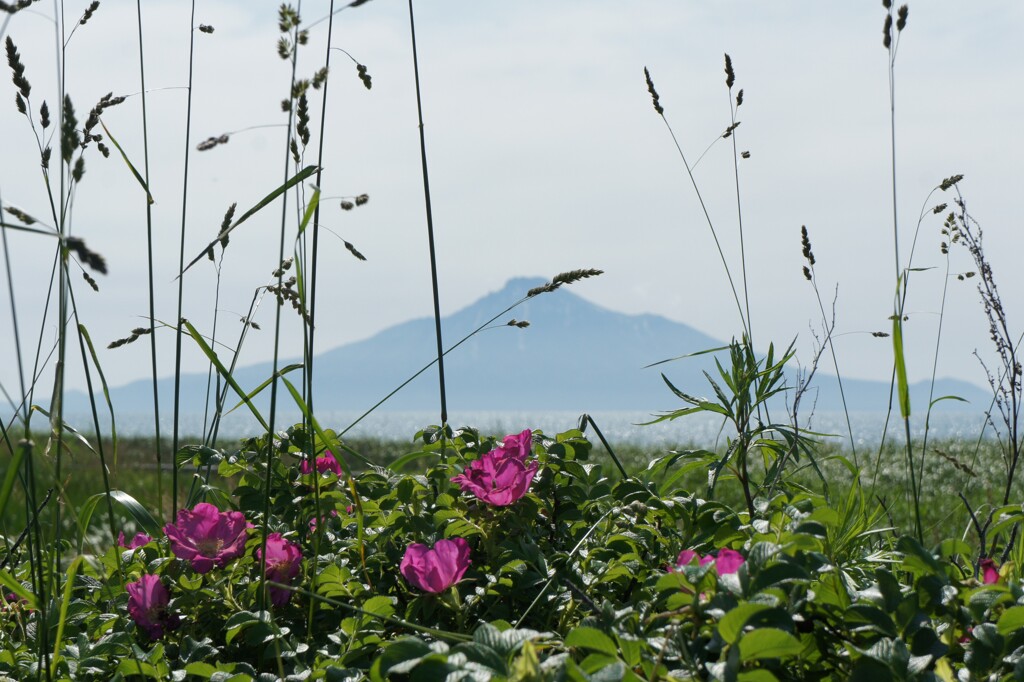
[
  {"x1": 182, "y1": 165, "x2": 319, "y2": 274},
  {"x1": 99, "y1": 119, "x2": 154, "y2": 205},
  {"x1": 182, "y1": 319, "x2": 269, "y2": 430}
]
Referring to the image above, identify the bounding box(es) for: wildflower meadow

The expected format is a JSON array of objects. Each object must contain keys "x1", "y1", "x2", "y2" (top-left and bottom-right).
[{"x1": 2, "y1": 1, "x2": 1024, "y2": 681}]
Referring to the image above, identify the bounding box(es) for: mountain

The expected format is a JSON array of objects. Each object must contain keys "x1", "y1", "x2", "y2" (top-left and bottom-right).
[{"x1": 62, "y1": 277, "x2": 990, "y2": 418}]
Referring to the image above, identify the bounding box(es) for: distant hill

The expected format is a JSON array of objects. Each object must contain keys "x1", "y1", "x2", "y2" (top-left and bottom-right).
[{"x1": 62, "y1": 276, "x2": 990, "y2": 418}]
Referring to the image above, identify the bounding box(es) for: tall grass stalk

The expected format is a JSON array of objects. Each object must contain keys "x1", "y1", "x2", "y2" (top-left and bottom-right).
[
  {"x1": 643, "y1": 66, "x2": 748, "y2": 340},
  {"x1": 258, "y1": 1, "x2": 304, "y2": 611},
  {"x1": 303, "y1": 0, "x2": 337, "y2": 641},
  {"x1": 171, "y1": 0, "x2": 199, "y2": 518},
  {"x1": 882, "y1": 2, "x2": 921, "y2": 541},
  {"x1": 407, "y1": 0, "x2": 449, "y2": 428},
  {"x1": 133, "y1": 0, "x2": 163, "y2": 521}
]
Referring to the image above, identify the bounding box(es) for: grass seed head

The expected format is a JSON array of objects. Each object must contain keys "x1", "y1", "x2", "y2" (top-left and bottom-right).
[
  {"x1": 80, "y1": 1, "x2": 99, "y2": 26},
  {"x1": 724, "y1": 53, "x2": 735, "y2": 89},
  {"x1": 896, "y1": 5, "x2": 908, "y2": 31},
  {"x1": 199, "y1": 24, "x2": 214, "y2": 33},
  {"x1": 643, "y1": 67, "x2": 663, "y2": 115},
  {"x1": 883, "y1": 14, "x2": 892, "y2": 49}
]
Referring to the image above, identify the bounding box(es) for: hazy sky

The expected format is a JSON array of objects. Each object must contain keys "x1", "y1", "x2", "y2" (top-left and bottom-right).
[{"x1": 1, "y1": 1, "x2": 1021, "y2": 408}]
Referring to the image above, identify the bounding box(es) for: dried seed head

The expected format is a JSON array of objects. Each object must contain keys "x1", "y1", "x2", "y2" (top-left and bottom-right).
[
  {"x1": 507, "y1": 319, "x2": 530, "y2": 328},
  {"x1": 66, "y1": 236, "x2": 107, "y2": 274},
  {"x1": 871, "y1": 331, "x2": 890, "y2": 338},
  {"x1": 312, "y1": 66, "x2": 329, "y2": 89},
  {"x1": 735, "y1": 89, "x2": 743, "y2": 108},
  {"x1": 82, "y1": 271, "x2": 98, "y2": 291},
  {"x1": 800, "y1": 225, "x2": 816, "y2": 265},
  {"x1": 340, "y1": 200, "x2": 354, "y2": 211},
  {"x1": 355, "y1": 193, "x2": 369, "y2": 206},
  {"x1": 96, "y1": 142, "x2": 109, "y2": 158},
  {"x1": 722, "y1": 121, "x2": 741, "y2": 139},
  {"x1": 896, "y1": 4, "x2": 908, "y2": 31},
  {"x1": 296, "y1": 93, "x2": 310, "y2": 146},
  {"x1": 107, "y1": 326, "x2": 151, "y2": 349},
  {"x1": 61, "y1": 94, "x2": 80, "y2": 163},
  {"x1": 932, "y1": 203, "x2": 947, "y2": 214},
  {"x1": 290, "y1": 137, "x2": 299, "y2": 164},
  {"x1": 277, "y1": 36, "x2": 291, "y2": 60},
  {"x1": 344, "y1": 240, "x2": 366, "y2": 261},
  {"x1": 72, "y1": 156, "x2": 85, "y2": 182},
  {"x1": 197, "y1": 134, "x2": 229, "y2": 151},
  {"x1": 802, "y1": 265, "x2": 812, "y2": 281},
  {"x1": 883, "y1": 14, "x2": 892, "y2": 49},
  {"x1": 882, "y1": 0, "x2": 891, "y2": 8},
  {"x1": 39, "y1": 100, "x2": 49, "y2": 128},
  {"x1": 14, "y1": 92, "x2": 25, "y2": 114},
  {"x1": 4, "y1": 206, "x2": 36, "y2": 224},
  {"x1": 199, "y1": 24, "x2": 214, "y2": 33},
  {"x1": 80, "y1": 1, "x2": 99, "y2": 25},
  {"x1": 5, "y1": 37, "x2": 31, "y2": 99},
  {"x1": 41, "y1": 146, "x2": 51, "y2": 168},
  {"x1": 356, "y1": 63, "x2": 372, "y2": 89},
  {"x1": 724, "y1": 53, "x2": 735, "y2": 89},
  {"x1": 740, "y1": 150, "x2": 750, "y2": 159},
  {"x1": 552, "y1": 268, "x2": 603, "y2": 286},
  {"x1": 940, "y1": 174, "x2": 963, "y2": 191},
  {"x1": 643, "y1": 67, "x2": 663, "y2": 115}
]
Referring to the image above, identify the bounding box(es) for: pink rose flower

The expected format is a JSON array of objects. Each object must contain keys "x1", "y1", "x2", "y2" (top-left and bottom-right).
[
  {"x1": 400, "y1": 538, "x2": 471, "y2": 594},
  {"x1": 451, "y1": 429, "x2": 538, "y2": 507},
  {"x1": 301, "y1": 450, "x2": 342, "y2": 476},
  {"x1": 308, "y1": 509, "x2": 339, "y2": 532},
  {"x1": 126, "y1": 574, "x2": 179, "y2": 639},
  {"x1": 675, "y1": 547, "x2": 745, "y2": 575},
  {"x1": 118, "y1": 531, "x2": 153, "y2": 549},
  {"x1": 257, "y1": 533, "x2": 303, "y2": 607},
  {"x1": 496, "y1": 429, "x2": 533, "y2": 460},
  {"x1": 163, "y1": 502, "x2": 251, "y2": 574},
  {"x1": 981, "y1": 558, "x2": 999, "y2": 584}
]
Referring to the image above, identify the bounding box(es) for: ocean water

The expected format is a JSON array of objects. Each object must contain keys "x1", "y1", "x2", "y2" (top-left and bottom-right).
[{"x1": 71, "y1": 408, "x2": 994, "y2": 448}]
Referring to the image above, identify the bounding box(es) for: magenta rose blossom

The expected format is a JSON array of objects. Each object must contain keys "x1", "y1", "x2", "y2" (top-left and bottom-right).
[
  {"x1": 118, "y1": 531, "x2": 153, "y2": 549},
  {"x1": 400, "y1": 538, "x2": 471, "y2": 594},
  {"x1": 163, "y1": 502, "x2": 251, "y2": 574},
  {"x1": 301, "y1": 450, "x2": 342, "y2": 476},
  {"x1": 675, "y1": 548, "x2": 745, "y2": 575},
  {"x1": 451, "y1": 429, "x2": 538, "y2": 506},
  {"x1": 257, "y1": 533, "x2": 303, "y2": 606},
  {"x1": 126, "y1": 574, "x2": 179, "y2": 639}
]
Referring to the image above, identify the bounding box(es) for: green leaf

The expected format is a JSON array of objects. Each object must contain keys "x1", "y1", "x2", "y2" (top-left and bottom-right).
[
  {"x1": 997, "y1": 605, "x2": 1024, "y2": 635},
  {"x1": 892, "y1": 279, "x2": 910, "y2": 419},
  {"x1": 99, "y1": 119, "x2": 154, "y2": 204},
  {"x1": 51, "y1": 556, "x2": 83, "y2": 678},
  {"x1": 0, "y1": 568, "x2": 36, "y2": 609},
  {"x1": 182, "y1": 319, "x2": 268, "y2": 430},
  {"x1": 182, "y1": 164, "x2": 319, "y2": 274},
  {"x1": 566, "y1": 626, "x2": 619, "y2": 657},
  {"x1": 225, "y1": 363, "x2": 304, "y2": 415},
  {"x1": 737, "y1": 628, "x2": 803, "y2": 661},
  {"x1": 719, "y1": 603, "x2": 771, "y2": 645}
]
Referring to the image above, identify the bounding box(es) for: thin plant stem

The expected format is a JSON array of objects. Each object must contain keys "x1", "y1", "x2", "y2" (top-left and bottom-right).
[
  {"x1": 304, "y1": 0, "x2": 336, "y2": 641},
  {"x1": 135, "y1": 0, "x2": 163, "y2": 519},
  {"x1": 260, "y1": 0, "x2": 303, "y2": 611},
  {"x1": 171, "y1": 0, "x2": 200, "y2": 519},
  {"x1": 407, "y1": 0, "x2": 448, "y2": 427},
  {"x1": 656, "y1": 111, "x2": 748, "y2": 339}
]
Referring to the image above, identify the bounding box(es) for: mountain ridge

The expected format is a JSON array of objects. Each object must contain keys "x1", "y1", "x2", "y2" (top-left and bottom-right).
[{"x1": 61, "y1": 276, "x2": 990, "y2": 418}]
